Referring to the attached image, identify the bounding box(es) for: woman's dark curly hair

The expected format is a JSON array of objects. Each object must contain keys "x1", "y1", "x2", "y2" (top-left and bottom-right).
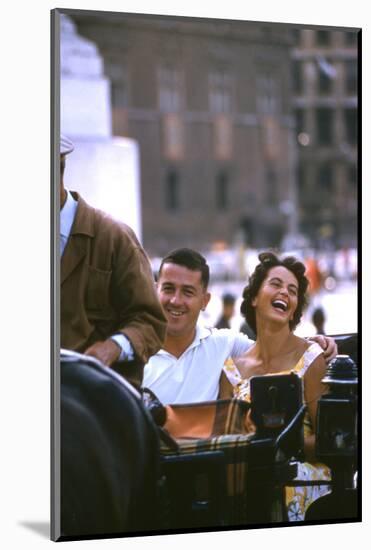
[{"x1": 240, "y1": 251, "x2": 309, "y2": 334}]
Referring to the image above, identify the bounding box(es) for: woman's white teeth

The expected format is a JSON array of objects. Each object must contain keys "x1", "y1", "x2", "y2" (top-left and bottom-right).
[
  {"x1": 169, "y1": 310, "x2": 183, "y2": 316},
  {"x1": 272, "y1": 300, "x2": 287, "y2": 311}
]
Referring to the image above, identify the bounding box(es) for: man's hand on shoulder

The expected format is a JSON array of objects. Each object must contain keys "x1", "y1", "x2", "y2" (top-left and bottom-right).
[
  {"x1": 84, "y1": 339, "x2": 121, "y2": 367},
  {"x1": 308, "y1": 334, "x2": 338, "y2": 363}
]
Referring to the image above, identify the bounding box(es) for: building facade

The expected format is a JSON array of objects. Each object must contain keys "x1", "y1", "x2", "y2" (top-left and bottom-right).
[
  {"x1": 66, "y1": 12, "x2": 358, "y2": 256},
  {"x1": 291, "y1": 27, "x2": 358, "y2": 249}
]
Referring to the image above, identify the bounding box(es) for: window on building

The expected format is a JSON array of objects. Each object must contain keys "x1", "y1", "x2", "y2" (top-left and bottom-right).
[
  {"x1": 317, "y1": 163, "x2": 333, "y2": 193},
  {"x1": 344, "y1": 108, "x2": 357, "y2": 146},
  {"x1": 256, "y1": 73, "x2": 280, "y2": 114},
  {"x1": 158, "y1": 65, "x2": 182, "y2": 112},
  {"x1": 214, "y1": 116, "x2": 233, "y2": 161},
  {"x1": 110, "y1": 80, "x2": 129, "y2": 135},
  {"x1": 265, "y1": 167, "x2": 277, "y2": 204},
  {"x1": 318, "y1": 68, "x2": 332, "y2": 94},
  {"x1": 345, "y1": 31, "x2": 358, "y2": 46},
  {"x1": 297, "y1": 163, "x2": 305, "y2": 192},
  {"x1": 107, "y1": 60, "x2": 129, "y2": 110},
  {"x1": 162, "y1": 115, "x2": 184, "y2": 161},
  {"x1": 347, "y1": 164, "x2": 357, "y2": 189},
  {"x1": 165, "y1": 170, "x2": 180, "y2": 211},
  {"x1": 316, "y1": 108, "x2": 333, "y2": 145},
  {"x1": 295, "y1": 108, "x2": 305, "y2": 134},
  {"x1": 111, "y1": 81, "x2": 128, "y2": 108},
  {"x1": 345, "y1": 60, "x2": 357, "y2": 95},
  {"x1": 316, "y1": 56, "x2": 337, "y2": 88},
  {"x1": 215, "y1": 172, "x2": 229, "y2": 210},
  {"x1": 292, "y1": 61, "x2": 303, "y2": 95},
  {"x1": 291, "y1": 28, "x2": 301, "y2": 46},
  {"x1": 316, "y1": 30, "x2": 331, "y2": 46},
  {"x1": 209, "y1": 70, "x2": 233, "y2": 114}
]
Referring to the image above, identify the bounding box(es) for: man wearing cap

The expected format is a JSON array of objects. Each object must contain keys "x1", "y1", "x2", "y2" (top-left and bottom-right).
[{"x1": 60, "y1": 135, "x2": 167, "y2": 386}]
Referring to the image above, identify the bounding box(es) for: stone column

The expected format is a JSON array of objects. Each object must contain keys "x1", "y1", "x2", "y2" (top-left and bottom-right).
[{"x1": 60, "y1": 14, "x2": 142, "y2": 241}]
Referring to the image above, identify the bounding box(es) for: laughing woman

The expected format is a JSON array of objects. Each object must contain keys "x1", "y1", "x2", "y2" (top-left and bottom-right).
[{"x1": 223, "y1": 251, "x2": 331, "y2": 521}]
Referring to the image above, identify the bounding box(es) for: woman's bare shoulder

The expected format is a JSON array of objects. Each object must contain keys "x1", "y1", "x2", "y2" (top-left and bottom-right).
[{"x1": 292, "y1": 334, "x2": 310, "y2": 351}]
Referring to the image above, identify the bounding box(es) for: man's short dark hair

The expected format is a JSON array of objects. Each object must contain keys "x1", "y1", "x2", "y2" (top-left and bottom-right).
[{"x1": 158, "y1": 248, "x2": 210, "y2": 289}]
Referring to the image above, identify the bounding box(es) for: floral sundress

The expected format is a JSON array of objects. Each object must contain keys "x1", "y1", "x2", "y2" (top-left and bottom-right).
[{"x1": 223, "y1": 342, "x2": 331, "y2": 522}]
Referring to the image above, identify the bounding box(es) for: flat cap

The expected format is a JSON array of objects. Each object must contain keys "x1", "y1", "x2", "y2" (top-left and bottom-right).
[{"x1": 60, "y1": 134, "x2": 74, "y2": 155}]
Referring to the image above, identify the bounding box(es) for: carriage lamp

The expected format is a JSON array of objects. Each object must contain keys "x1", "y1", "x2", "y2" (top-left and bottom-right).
[{"x1": 315, "y1": 354, "x2": 358, "y2": 490}]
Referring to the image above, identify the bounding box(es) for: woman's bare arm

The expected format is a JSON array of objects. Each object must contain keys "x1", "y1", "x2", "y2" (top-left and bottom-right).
[{"x1": 218, "y1": 370, "x2": 234, "y2": 399}]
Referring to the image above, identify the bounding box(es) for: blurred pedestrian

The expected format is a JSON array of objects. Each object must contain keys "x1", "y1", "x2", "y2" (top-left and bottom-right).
[
  {"x1": 215, "y1": 293, "x2": 236, "y2": 329},
  {"x1": 311, "y1": 307, "x2": 326, "y2": 335},
  {"x1": 60, "y1": 134, "x2": 167, "y2": 387}
]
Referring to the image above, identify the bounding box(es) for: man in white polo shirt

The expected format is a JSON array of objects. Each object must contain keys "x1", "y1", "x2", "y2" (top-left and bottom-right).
[{"x1": 143, "y1": 248, "x2": 337, "y2": 404}]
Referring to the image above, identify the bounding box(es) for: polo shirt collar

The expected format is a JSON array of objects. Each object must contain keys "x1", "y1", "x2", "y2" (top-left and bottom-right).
[
  {"x1": 159, "y1": 323, "x2": 212, "y2": 357},
  {"x1": 192, "y1": 323, "x2": 212, "y2": 347}
]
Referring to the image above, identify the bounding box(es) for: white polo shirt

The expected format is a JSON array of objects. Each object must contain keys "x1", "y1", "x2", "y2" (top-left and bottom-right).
[{"x1": 143, "y1": 325, "x2": 253, "y2": 404}]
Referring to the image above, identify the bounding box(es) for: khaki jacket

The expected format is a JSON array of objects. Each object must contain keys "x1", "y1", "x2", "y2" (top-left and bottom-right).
[{"x1": 61, "y1": 193, "x2": 167, "y2": 372}]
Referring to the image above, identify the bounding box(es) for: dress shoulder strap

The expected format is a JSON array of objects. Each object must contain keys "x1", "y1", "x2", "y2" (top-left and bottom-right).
[
  {"x1": 294, "y1": 342, "x2": 324, "y2": 377},
  {"x1": 223, "y1": 357, "x2": 243, "y2": 386},
  {"x1": 223, "y1": 358, "x2": 252, "y2": 401}
]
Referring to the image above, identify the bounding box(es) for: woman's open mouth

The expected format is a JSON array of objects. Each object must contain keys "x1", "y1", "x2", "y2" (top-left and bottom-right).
[{"x1": 271, "y1": 299, "x2": 288, "y2": 312}]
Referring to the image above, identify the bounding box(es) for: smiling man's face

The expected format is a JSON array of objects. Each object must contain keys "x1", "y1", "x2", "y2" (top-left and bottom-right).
[{"x1": 157, "y1": 262, "x2": 210, "y2": 340}]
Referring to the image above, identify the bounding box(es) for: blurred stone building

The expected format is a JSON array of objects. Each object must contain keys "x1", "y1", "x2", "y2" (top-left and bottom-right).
[
  {"x1": 291, "y1": 28, "x2": 358, "y2": 249},
  {"x1": 64, "y1": 11, "x2": 358, "y2": 256}
]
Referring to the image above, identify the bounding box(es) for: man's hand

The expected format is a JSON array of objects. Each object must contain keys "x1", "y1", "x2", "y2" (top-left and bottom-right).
[
  {"x1": 84, "y1": 339, "x2": 121, "y2": 367},
  {"x1": 308, "y1": 334, "x2": 338, "y2": 363}
]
